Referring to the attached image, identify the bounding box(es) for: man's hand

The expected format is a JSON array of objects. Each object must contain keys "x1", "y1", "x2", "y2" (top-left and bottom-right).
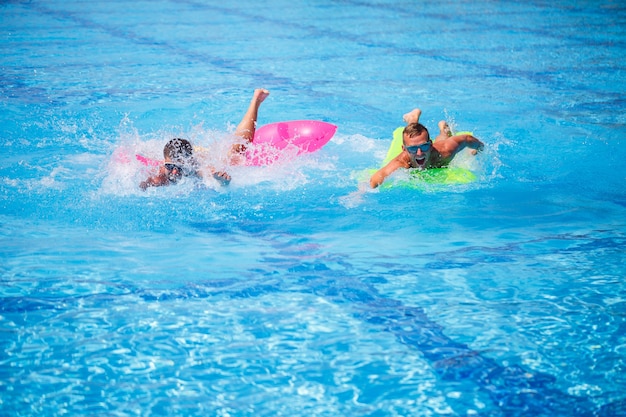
[{"x1": 213, "y1": 171, "x2": 231, "y2": 186}]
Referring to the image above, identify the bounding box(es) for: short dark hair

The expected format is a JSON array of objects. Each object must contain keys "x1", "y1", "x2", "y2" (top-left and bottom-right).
[
  {"x1": 403, "y1": 123, "x2": 430, "y2": 143},
  {"x1": 164, "y1": 138, "x2": 194, "y2": 162}
]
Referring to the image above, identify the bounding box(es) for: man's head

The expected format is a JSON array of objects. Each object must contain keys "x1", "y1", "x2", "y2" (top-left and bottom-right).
[
  {"x1": 163, "y1": 138, "x2": 197, "y2": 182},
  {"x1": 164, "y1": 138, "x2": 194, "y2": 163},
  {"x1": 403, "y1": 123, "x2": 432, "y2": 169}
]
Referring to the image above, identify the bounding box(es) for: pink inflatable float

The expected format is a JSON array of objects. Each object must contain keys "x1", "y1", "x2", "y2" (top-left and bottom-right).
[
  {"x1": 132, "y1": 120, "x2": 337, "y2": 167},
  {"x1": 245, "y1": 120, "x2": 337, "y2": 166}
]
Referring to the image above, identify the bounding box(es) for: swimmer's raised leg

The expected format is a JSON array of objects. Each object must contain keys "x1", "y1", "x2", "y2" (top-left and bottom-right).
[
  {"x1": 403, "y1": 108, "x2": 422, "y2": 125},
  {"x1": 234, "y1": 88, "x2": 270, "y2": 143},
  {"x1": 434, "y1": 120, "x2": 452, "y2": 142}
]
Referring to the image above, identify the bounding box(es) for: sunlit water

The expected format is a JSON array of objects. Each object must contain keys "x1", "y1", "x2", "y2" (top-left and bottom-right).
[{"x1": 2, "y1": 1, "x2": 625, "y2": 416}]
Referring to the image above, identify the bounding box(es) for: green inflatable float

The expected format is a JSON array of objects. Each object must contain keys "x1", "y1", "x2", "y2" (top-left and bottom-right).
[{"x1": 370, "y1": 127, "x2": 477, "y2": 189}]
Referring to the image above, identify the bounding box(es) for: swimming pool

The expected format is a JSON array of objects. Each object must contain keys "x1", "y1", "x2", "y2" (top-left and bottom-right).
[{"x1": 2, "y1": 0, "x2": 625, "y2": 415}]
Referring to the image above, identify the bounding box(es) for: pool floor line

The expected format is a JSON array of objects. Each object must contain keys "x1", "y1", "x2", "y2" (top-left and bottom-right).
[
  {"x1": 25, "y1": 1, "x2": 388, "y2": 118},
  {"x1": 0, "y1": 246, "x2": 617, "y2": 415},
  {"x1": 304, "y1": 274, "x2": 599, "y2": 416},
  {"x1": 185, "y1": 225, "x2": 622, "y2": 415}
]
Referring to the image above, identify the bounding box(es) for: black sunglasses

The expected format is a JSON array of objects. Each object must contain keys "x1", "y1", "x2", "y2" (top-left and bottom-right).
[{"x1": 164, "y1": 163, "x2": 183, "y2": 172}]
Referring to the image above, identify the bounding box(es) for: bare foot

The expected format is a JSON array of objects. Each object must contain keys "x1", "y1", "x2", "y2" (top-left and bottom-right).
[
  {"x1": 253, "y1": 88, "x2": 270, "y2": 104},
  {"x1": 438, "y1": 120, "x2": 452, "y2": 137},
  {"x1": 403, "y1": 108, "x2": 422, "y2": 124}
]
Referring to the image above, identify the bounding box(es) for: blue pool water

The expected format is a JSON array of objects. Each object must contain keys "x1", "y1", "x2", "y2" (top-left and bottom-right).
[{"x1": 2, "y1": 1, "x2": 626, "y2": 416}]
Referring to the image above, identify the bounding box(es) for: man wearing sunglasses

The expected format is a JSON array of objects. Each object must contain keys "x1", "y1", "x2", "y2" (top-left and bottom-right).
[
  {"x1": 140, "y1": 89, "x2": 270, "y2": 190},
  {"x1": 369, "y1": 108, "x2": 484, "y2": 188},
  {"x1": 139, "y1": 138, "x2": 230, "y2": 190}
]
